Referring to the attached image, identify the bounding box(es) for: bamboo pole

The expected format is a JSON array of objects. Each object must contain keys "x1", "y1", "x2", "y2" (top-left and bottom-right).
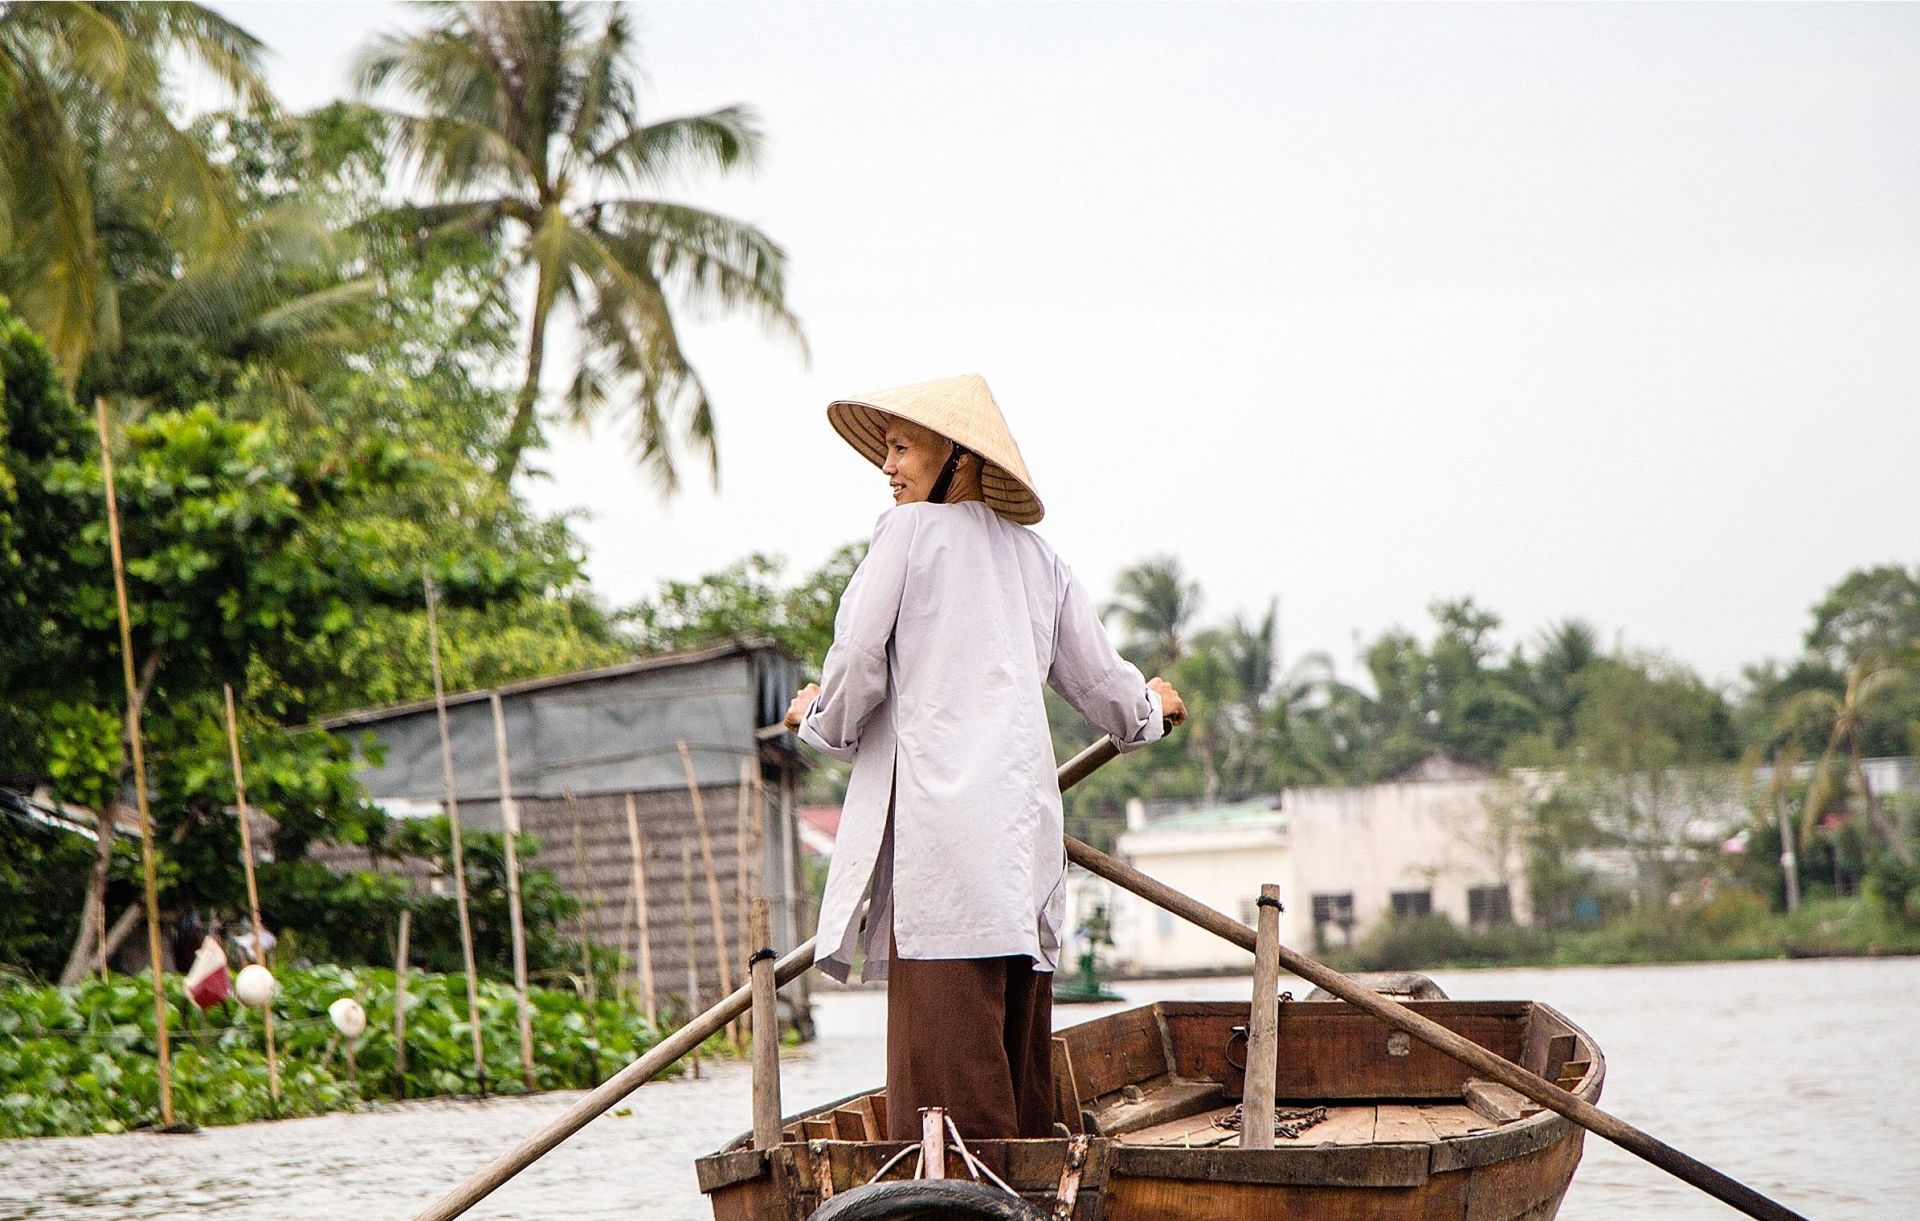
[
  {"x1": 680, "y1": 842, "x2": 701, "y2": 1079},
  {"x1": 563, "y1": 789, "x2": 601, "y2": 1085},
  {"x1": 622, "y1": 794, "x2": 657, "y2": 1026},
  {"x1": 487, "y1": 692, "x2": 536, "y2": 1092},
  {"x1": 394, "y1": 909, "x2": 412, "y2": 1098},
  {"x1": 747, "y1": 898, "x2": 781, "y2": 1149},
  {"x1": 222, "y1": 685, "x2": 279, "y2": 1106},
  {"x1": 1239, "y1": 882, "x2": 1283, "y2": 1149},
  {"x1": 95, "y1": 398, "x2": 173, "y2": 1129},
  {"x1": 1060, "y1": 832, "x2": 1810, "y2": 1221},
  {"x1": 423, "y1": 572, "x2": 487, "y2": 1096},
  {"x1": 734, "y1": 758, "x2": 751, "y2": 1037},
  {"x1": 676, "y1": 740, "x2": 736, "y2": 1048}
]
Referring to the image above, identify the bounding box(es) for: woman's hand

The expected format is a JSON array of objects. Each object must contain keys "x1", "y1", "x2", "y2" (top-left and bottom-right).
[
  {"x1": 783, "y1": 682, "x2": 821, "y2": 733},
  {"x1": 1148, "y1": 676, "x2": 1187, "y2": 728}
]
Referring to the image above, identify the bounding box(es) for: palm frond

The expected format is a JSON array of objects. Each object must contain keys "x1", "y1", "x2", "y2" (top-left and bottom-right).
[
  {"x1": 591, "y1": 201, "x2": 805, "y2": 350},
  {"x1": 594, "y1": 105, "x2": 766, "y2": 186}
]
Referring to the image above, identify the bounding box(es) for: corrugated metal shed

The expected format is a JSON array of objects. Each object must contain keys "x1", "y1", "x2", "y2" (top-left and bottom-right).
[{"x1": 318, "y1": 639, "x2": 814, "y2": 1032}]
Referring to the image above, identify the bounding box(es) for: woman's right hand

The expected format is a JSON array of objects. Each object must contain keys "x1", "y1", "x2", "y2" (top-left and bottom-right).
[
  {"x1": 1148, "y1": 677, "x2": 1187, "y2": 727},
  {"x1": 783, "y1": 682, "x2": 821, "y2": 733}
]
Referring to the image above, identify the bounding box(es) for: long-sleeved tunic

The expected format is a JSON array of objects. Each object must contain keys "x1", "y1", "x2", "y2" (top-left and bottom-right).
[{"x1": 798, "y1": 500, "x2": 1164, "y2": 982}]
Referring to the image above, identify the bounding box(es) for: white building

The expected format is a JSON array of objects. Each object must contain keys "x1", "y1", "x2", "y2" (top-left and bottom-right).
[{"x1": 1107, "y1": 758, "x2": 1526, "y2": 974}]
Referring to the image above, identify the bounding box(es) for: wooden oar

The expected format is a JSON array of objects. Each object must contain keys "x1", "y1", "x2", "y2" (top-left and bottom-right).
[
  {"x1": 413, "y1": 736, "x2": 1130, "y2": 1221},
  {"x1": 1061, "y1": 833, "x2": 1808, "y2": 1221}
]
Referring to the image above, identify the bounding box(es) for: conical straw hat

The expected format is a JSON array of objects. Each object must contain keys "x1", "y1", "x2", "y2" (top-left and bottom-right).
[{"x1": 827, "y1": 374, "x2": 1045, "y2": 525}]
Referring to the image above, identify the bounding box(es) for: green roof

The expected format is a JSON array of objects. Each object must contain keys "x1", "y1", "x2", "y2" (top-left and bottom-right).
[{"x1": 1139, "y1": 798, "x2": 1284, "y2": 833}]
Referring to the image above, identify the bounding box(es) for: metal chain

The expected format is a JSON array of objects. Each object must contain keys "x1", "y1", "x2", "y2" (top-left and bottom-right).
[{"x1": 1218, "y1": 1103, "x2": 1330, "y2": 1140}]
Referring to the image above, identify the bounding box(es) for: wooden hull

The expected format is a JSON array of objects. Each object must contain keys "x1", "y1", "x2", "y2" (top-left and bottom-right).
[{"x1": 697, "y1": 998, "x2": 1604, "y2": 1221}]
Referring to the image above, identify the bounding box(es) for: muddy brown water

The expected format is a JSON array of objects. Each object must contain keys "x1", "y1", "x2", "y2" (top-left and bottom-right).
[{"x1": 2, "y1": 957, "x2": 1913, "y2": 1219}]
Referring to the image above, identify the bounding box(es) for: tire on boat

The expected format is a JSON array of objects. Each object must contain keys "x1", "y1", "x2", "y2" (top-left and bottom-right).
[{"x1": 807, "y1": 1180, "x2": 1049, "y2": 1220}]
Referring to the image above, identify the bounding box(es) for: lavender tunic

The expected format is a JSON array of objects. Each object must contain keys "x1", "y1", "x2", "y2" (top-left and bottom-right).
[{"x1": 798, "y1": 500, "x2": 1163, "y2": 982}]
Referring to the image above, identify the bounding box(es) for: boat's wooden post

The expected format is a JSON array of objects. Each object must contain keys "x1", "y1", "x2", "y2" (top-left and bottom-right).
[
  {"x1": 1240, "y1": 883, "x2": 1283, "y2": 1150},
  {"x1": 622, "y1": 794, "x2": 658, "y2": 1026},
  {"x1": 394, "y1": 909, "x2": 412, "y2": 1098},
  {"x1": 735, "y1": 759, "x2": 752, "y2": 1035},
  {"x1": 222, "y1": 684, "x2": 280, "y2": 1107},
  {"x1": 748, "y1": 898, "x2": 782, "y2": 1150},
  {"x1": 677, "y1": 740, "x2": 738, "y2": 1049},
  {"x1": 920, "y1": 1107, "x2": 947, "y2": 1179},
  {"x1": 95, "y1": 399, "x2": 174, "y2": 1129},
  {"x1": 423, "y1": 572, "x2": 488, "y2": 1097},
  {"x1": 1062, "y1": 834, "x2": 1812, "y2": 1221},
  {"x1": 488, "y1": 692, "x2": 537, "y2": 1092}
]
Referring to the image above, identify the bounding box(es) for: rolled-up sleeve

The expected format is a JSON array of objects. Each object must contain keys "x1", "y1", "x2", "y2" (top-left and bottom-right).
[
  {"x1": 798, "y1": 508, "x2": 916, "y2": 762},
  {"x1": 1046, "y1": 562, "x2": 1166, "y2": 753}
]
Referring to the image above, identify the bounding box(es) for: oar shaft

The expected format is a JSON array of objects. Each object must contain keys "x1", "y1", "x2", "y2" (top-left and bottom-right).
[
  {"x1": 1062, "y1": 836, "x2": 1808, "y2": 1221},
  {"x1": 415, "y1": 940, "x2": 816, "y2": 1221}
]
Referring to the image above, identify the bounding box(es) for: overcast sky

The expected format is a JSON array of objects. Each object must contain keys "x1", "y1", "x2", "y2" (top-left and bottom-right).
[{"x1": 209, "y1": 2, "x2": 1920, "y2": 688}]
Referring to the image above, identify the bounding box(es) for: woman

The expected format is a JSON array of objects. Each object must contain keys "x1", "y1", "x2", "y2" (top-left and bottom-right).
[{"x1": 783, "y1": 372, "x2": 1185, "y2": 1142}]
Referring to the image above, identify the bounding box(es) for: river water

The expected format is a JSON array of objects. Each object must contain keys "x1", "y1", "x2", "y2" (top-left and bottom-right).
[{"x1": 2, "y1": 957, "x2": 1913, "y2": 1219}]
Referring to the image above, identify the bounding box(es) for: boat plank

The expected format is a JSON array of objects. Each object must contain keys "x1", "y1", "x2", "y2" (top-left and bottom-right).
[
  {"x1": 1373, "y1": 1104, "x2": 1438, "y2": 1145},
  {"x1": 1163, "y1": 1004, "x2": 1525, "y2": 1100},
  {"x1": 1300, "y1": 1105, "x2": 1377, "y2": 1146},
  {"x1": 1088, "y1": 1079, "x2": 1222, "y2": 1137},
  {"x1": 1463, "y1": 1079, "x2": 1540, "y2": 1126},
  {"x1": 1113, "y1": 1141, "x2": 1428, "y2": 1188},
  {"x1": 1109, "y1": 1175, "x2": 1465, "y2": 1221},
  {"x1": 828, "y1": 1107, "x2": 866, "y2": 1141},
  {"x1": 1115, "y1": 1102, "x2": 1239, "y2": 1147},
  {"x1": 1051, "y1": 1037, "x2": 1085, "y2": 1135},
  {"x1": 1061, "y1": 1005, "x2": 1169, "y2": 1101},
  {"x1": 1419, "y1": 1103, "x2": 1494, "y2": 1139}
]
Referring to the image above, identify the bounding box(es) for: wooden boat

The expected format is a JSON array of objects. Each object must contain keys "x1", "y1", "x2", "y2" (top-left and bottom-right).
[{"x1": 695, "y1": 985, "x2": 1605, "y2": 1220}]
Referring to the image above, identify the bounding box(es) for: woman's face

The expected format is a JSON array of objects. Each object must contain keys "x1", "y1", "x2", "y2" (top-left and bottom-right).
[{"x1": 881, "y1": 418, "x2": 954, "y2": 505}]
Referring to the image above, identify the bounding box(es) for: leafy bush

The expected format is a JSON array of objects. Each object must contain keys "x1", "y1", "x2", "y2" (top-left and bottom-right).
[
  {"x1": 1328, "y1": 914, "x2": 1554, "y2": 972},
  {"x1": 0, "y1": 964, "x2": 683, "y2": 1137}
]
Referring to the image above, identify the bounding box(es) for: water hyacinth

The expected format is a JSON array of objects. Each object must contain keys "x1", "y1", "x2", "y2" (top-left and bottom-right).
[{"x1": 0, "y1": 965, "x2": 689, "y2": 1138}]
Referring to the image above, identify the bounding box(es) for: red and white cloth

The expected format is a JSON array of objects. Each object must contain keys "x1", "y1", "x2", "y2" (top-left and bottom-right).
[{"x1": 184, "y1": 936, "x2": 232, "y2": 1009}]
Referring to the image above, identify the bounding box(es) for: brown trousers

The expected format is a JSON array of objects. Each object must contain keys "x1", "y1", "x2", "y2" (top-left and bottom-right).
[{"x1": 885, "y1": 930, "x2": 1055, "y2": 1141}]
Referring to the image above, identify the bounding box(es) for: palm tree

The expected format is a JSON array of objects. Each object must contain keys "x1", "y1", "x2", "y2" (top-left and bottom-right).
[
  {"x1": 357, "y1": 2, "x2": 804, "y2": 489},
  {"x1": 0, "y1": 2, "x2": 271, "y2": 384},
  {"x1": 1104, "y1": 555, "x2": 1202, "y2": 675},
  {"x1": 1776, "y1": 656, "x2": 1913, "y2": 867}
]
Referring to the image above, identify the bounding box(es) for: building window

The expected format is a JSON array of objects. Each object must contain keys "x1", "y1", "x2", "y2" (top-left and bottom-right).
[
  {"x1": 1310, "y1": 892, "x2": 1354, "y2": 950},
  {"x1": 1468, "y1": 884, "x2": 1513, "y2": 929},
  {"x1": 1155, "y1": 909, "x2": 1174, "y2": 939},
  {"x1": 1238, "y1": 898, "x2": 1258, "y2": 926},
  {"x1": 1390, "y1": 889, "x2": 1432, "y2": 919}
]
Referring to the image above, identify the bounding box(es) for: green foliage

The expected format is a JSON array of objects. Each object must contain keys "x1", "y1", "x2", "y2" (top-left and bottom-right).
[
  {"x1": 0, "y1": 963, "x2": 674, "y2": 1137},
  {"x1": 0, "y1": 3, "x2": 272, "y2": 383},
  {"x1": 0, "y1": 816, "x2": 102, "y2": 982},
  {"x1": 620, "y1": 545, "x2": 865, "y2": 682},
  {"x1": 1328, "y1": 914, "x2": 1554, "y2": 972}
]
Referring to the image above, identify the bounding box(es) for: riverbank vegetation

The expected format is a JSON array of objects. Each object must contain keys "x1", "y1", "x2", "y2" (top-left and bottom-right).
[{"x1": 0, "y1": 964, "x2": 682, "y2": 1139}]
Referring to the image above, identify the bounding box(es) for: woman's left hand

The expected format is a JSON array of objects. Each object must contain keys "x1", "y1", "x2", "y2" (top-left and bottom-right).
[{"x1": 783, "y1": 682, "x2": 821, "y2": 732}]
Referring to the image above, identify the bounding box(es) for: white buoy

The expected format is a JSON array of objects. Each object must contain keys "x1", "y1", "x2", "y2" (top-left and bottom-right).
[
  {"x1": 328, "y1": 996, "x2": 367, "y2": 1039},
  {"x1": 235, "y1": 963, "x2": 276, "y2": 1009}
]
